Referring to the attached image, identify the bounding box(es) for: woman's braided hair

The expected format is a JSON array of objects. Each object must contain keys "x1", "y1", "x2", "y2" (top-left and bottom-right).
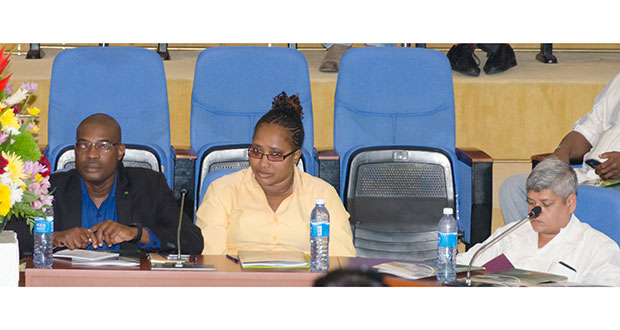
[{"x1": 254, "y1": 91, "x2": 304, "y2": 149}]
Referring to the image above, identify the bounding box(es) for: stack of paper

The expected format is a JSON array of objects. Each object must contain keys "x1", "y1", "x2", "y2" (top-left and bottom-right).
[
  {"x1": 53, "y1": 249, "x2": 139, "y2": 267},
  {"x1": 373, "y1": 262, "x2": 436, "y2": 280},
  {"x1": 472, "y1": 268, "x2": 568, "y2": 287},
  {"x1": 53, "y1": 249, "x2": 119, "y2": 261},
  {"x1": 238, "y1": 250, "x2": 309, "y2": 269}
]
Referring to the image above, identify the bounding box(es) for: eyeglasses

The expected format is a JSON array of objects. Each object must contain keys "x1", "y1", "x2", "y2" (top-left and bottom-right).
[
  {"x1": 75, "y1": 141, "x2": 121, "y2": 153},
  {"x1": 247, "y1": 147, "x2": 298, "y2": 162}
]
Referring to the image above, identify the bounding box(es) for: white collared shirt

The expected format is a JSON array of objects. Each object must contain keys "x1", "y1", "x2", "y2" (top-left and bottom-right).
[
  {"x1": 457, "y1": 214, "x2": 620, "y2": 286},
  {"x1": 572, "y1": 73, "x2": 620, "y2": 182}
]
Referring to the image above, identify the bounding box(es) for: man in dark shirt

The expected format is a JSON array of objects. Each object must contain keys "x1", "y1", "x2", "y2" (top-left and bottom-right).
[{"x1": 9, "y1": 113, "x2": 203, "y2": 256}]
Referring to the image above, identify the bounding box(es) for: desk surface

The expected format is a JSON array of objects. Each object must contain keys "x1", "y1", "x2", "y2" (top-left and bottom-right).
[{"x1": 23, "y1": 254, "x2": 461, "y2": 287}]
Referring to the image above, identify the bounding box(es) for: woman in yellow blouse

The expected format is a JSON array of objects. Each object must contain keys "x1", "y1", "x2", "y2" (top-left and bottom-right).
[{"x1": 196, "y1": 92, "x2": 356, "y2": 257}]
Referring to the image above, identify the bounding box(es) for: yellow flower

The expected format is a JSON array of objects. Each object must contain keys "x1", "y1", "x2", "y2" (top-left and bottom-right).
[
  {"x1": 28, "y1": 124, "x2": 40, "y2": 135},
  {"x1": 35, "y1": 173, "x2": 42, "y2": 183},
  {"x1": 2, "y1": 151, "x2": 26, "y2": 187},
  {"x1": 27, "y1": 107, "x2": 41, "y2": 116},
  {"x1": 0, "y1": 184, "x2": 12, "y2": 216},
  {"x1": 0, "y1": 109, "x2": 20, "y2": 132},
  {"x1": 0, "y1": 103, "x2": 6, "y2": 109}
]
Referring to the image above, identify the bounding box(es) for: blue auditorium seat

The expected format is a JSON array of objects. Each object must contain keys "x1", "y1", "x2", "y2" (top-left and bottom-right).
[
  {"x1": 46, "y1": 47, "x2": 175, "y2": 187},
  {"x1": 574, "y1": 185, "x2": 620, "y2": 246},
  {"x1": 190, "y1": 46, "x2": 317, "y2": 210},
  {"x1": 330, "y1": 47, "x2": 492, "y2": 261}
]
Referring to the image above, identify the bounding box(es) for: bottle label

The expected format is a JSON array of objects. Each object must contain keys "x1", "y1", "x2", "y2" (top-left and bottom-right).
[
  {"x1": 34, "y1": 217, "x2": 54, "y2": 234},
  {"x1": 310, "y1": 223, "x2": 329, "y2": 237},
  {"x1": 438, "y1": 232, "x2": 457, "y2": 247}
]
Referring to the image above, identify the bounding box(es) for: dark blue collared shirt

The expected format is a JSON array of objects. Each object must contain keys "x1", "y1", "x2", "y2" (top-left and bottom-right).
[{"x1": 81, "y1": 173, "x2": 161, "y2": 250}]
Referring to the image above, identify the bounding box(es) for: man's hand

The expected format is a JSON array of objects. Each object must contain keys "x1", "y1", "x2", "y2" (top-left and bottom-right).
[
  {"x1": 596, "y1": 152, "x2": 620, "y2": 179},
  {"x1": 90, "y1": 220, "x2": 147, "y2": 247},
  {"x1": 54, "y1": 227, "x2": 98, "y2": 250}
]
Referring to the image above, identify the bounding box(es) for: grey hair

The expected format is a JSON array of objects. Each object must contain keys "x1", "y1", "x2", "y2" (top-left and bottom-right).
[{"x1": 526, "y1": 157, "x2": 577, "y2": 201}]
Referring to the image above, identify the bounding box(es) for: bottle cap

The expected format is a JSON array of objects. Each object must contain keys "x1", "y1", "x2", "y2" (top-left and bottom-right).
[
  {"x1": 316, "y1": 198, "x2": 325, "y2": 205},
  {"x1": 443, "y1": 207, "x2": 453, "y2": 215}
]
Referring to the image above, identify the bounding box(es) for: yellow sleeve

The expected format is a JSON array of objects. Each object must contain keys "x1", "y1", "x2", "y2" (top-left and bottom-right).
[
  {"x1": 195, "y1": 182, "x2": 229, "y2": 255},
  {"x1": 325, "y1": 187, "x2": 357, "y2": 257}
]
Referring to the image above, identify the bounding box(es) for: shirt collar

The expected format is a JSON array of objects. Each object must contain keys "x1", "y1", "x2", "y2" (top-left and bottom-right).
[{"x1": 80, "y1": 171, "x2": 118, "y2": 204}]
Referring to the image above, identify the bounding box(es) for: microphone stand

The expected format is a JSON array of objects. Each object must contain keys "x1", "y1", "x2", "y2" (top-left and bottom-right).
[
  {"x1": 465, "y1": 206, "x2": 542, "y2": 286},
  {"x1": 174, "y1": 189, "x2": 189, "y2": 267}
]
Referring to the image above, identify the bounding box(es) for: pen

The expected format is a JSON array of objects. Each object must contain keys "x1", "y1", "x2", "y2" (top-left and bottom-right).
[
  {"x1": 559, "y1": 261, "x2": 576, "y2": 272},
  {"x1": 226, "y1": 254, "x2": 240, "y2": 263}
]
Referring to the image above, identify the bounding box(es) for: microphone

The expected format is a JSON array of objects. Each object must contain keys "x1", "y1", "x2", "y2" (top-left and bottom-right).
[
  {"x1": 465, "y1": 206, "x2": 542, "y2": 286},
  {"x1": 151, "y1": 188, "x2": 217, "y2": 271},
  {"x1": 176, "y1": 188, "x2": 188, "y2": 263},
  {"x1": 159, "y1": 188, "x2": 191, "y2": 265}
]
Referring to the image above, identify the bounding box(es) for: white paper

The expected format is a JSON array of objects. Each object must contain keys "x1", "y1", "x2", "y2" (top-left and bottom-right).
[{"x1": 53, "y1": 249, "x2": 119, "y2": 261}]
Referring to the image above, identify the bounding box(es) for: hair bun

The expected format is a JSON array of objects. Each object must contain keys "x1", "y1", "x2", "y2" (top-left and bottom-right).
[{"x1": 272, "y1": 91, "x2": 303, "y2": 117}]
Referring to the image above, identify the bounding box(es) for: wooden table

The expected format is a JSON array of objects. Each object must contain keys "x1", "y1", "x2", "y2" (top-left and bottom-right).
[
  {"x1": 24, "y1": 254, "x2": 471, "y2": 287},
  {"x1": 25, "y1": 254, "x2": 336, "y2": 287}
]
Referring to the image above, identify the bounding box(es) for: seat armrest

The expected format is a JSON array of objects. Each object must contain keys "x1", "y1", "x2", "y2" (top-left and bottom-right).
[
  {"x1": 531, "y1": 152, "x2": 582, "y2": 169},
  {"x1": 456, "y1": 147, "x2": 493, "y2": 248},
  {"x1": 174, "y1": 148, "x2": 198, "y2": 160},
  {"x1": 456, "y1": 147, "x2": 492, "y2": 166},
  {"x1": 318, "y1": 149, "x2": 340, "y2": 194}
]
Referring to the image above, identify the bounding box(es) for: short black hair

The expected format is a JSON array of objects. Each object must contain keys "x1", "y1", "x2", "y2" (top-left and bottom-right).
[{"x1": 313, "y1": 269, "x2": 387, "y2": 287}]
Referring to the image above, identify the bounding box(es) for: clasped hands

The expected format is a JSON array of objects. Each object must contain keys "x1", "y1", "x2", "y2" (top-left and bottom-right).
[{"x1": 53, "y1": 220, "x2": 142, "y2": 250}]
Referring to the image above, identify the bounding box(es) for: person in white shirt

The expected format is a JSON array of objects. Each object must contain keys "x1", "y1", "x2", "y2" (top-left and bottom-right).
[
  {"x1": 458, "y1": 158, "x2": 620, "y2": 286},
  {"x1": 500, "y1": 73, "x2": 620, "y2": 223}
]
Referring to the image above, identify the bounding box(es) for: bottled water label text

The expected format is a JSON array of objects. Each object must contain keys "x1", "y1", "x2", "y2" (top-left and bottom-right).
[
  {"x1": 311, "y1": 223, "x2": 329, "y2": 237},
  {"x1": 34, "y1": 218, "x2": 54, "y2": 234}
]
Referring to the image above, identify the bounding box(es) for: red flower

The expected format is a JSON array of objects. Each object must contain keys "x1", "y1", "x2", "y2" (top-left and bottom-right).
[
  {"x1": 0, "y1": 46, "x2": 11, "y2": 94},
  {"x1": 0, "y1": 155, "x2": 7, "y2": 174},
  {"x1": 38, "y1": 156, "x2": 51, "y2": 177}
]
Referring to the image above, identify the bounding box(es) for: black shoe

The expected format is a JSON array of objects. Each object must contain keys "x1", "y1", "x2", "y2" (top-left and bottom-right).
[
  {"x1": 447, "y1": 44, "x2": 480, "y2": 77},
  {"x1": 483, "y1": 44, "x2": 517, "y2": 75}
]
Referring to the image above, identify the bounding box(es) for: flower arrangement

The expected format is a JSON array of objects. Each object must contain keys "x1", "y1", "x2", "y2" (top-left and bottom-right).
[{"x1": 0, "y1": 45, "x2": 53, "y2": 230}]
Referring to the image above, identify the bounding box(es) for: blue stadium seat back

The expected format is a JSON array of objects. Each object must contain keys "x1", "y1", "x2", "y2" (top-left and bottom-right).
[
  {"x1": 574, "y1": 185, "x2": 620, "y2": 246},
  {"x1": 191, "y1": 46, "x2": 317, "y2": 211},
  {"x1": 334, "y1": 47, "x2": 474, "y2": 259},
  {"x1": 46, "y1": 47, "x2": 175, "y2": 187}
]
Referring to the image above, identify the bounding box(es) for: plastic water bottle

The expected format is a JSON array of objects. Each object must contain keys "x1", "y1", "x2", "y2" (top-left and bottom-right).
[
  {"x1": 34, "y1": 207, "x2": 54, "y2": 269},
  {"x1": 436, "y1": 207, "x2": 457, "y2": 282},
  {"x1": 310, "y1": 198, "x2": 330, "y2": 272}
]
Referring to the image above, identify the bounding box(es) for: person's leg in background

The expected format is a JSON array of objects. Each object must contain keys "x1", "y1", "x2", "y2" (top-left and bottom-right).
[
  {"x1": 320, "y1": 43, "x2": 352, "y2": 73},
  {"x1": 499, "y1": 173, "x2": 529, "y2": 224},
  {"x1": 319, "y1": 43, "x2": 396, "y2": 73}
]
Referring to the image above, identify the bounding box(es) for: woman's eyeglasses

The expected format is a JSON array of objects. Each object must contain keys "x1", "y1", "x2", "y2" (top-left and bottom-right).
[{"x1": 247, "y1": 147, "x2": 298, "y2": 162}]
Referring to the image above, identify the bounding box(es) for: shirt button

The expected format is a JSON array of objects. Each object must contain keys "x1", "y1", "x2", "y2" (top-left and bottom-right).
[{"x1": 273, "y1": 235, "x2": 277, "y2": 241}]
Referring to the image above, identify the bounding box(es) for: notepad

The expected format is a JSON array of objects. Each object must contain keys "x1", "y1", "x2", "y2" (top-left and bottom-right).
[
  {"x1": 53, "y1": 249, "x2": 119, "y2": 261},
  {"x1": 238, "y1": 250, "x2": 309, "y2": 269}
]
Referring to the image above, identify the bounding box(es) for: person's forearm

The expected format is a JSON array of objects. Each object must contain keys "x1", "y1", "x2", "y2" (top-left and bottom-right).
[{"x1": 553, "y1": 131, "x2": 593, "y2": 164}]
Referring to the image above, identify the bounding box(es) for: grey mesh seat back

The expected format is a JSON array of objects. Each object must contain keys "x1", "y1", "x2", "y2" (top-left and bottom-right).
[
  {"x1": 56, "y1": 146, "x2": 161, "y2": 173},
  {"x1": 346, "y1": 148, "x2": 455, "y2": 262},
  {"x1": 197, "y1": 146, "x2": 306, "y2": 204}
]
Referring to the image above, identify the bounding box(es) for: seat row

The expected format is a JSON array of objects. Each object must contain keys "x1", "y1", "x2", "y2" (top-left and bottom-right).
[{"x1": 44, "y1": 46, "x2": 494, "y2": 260}]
